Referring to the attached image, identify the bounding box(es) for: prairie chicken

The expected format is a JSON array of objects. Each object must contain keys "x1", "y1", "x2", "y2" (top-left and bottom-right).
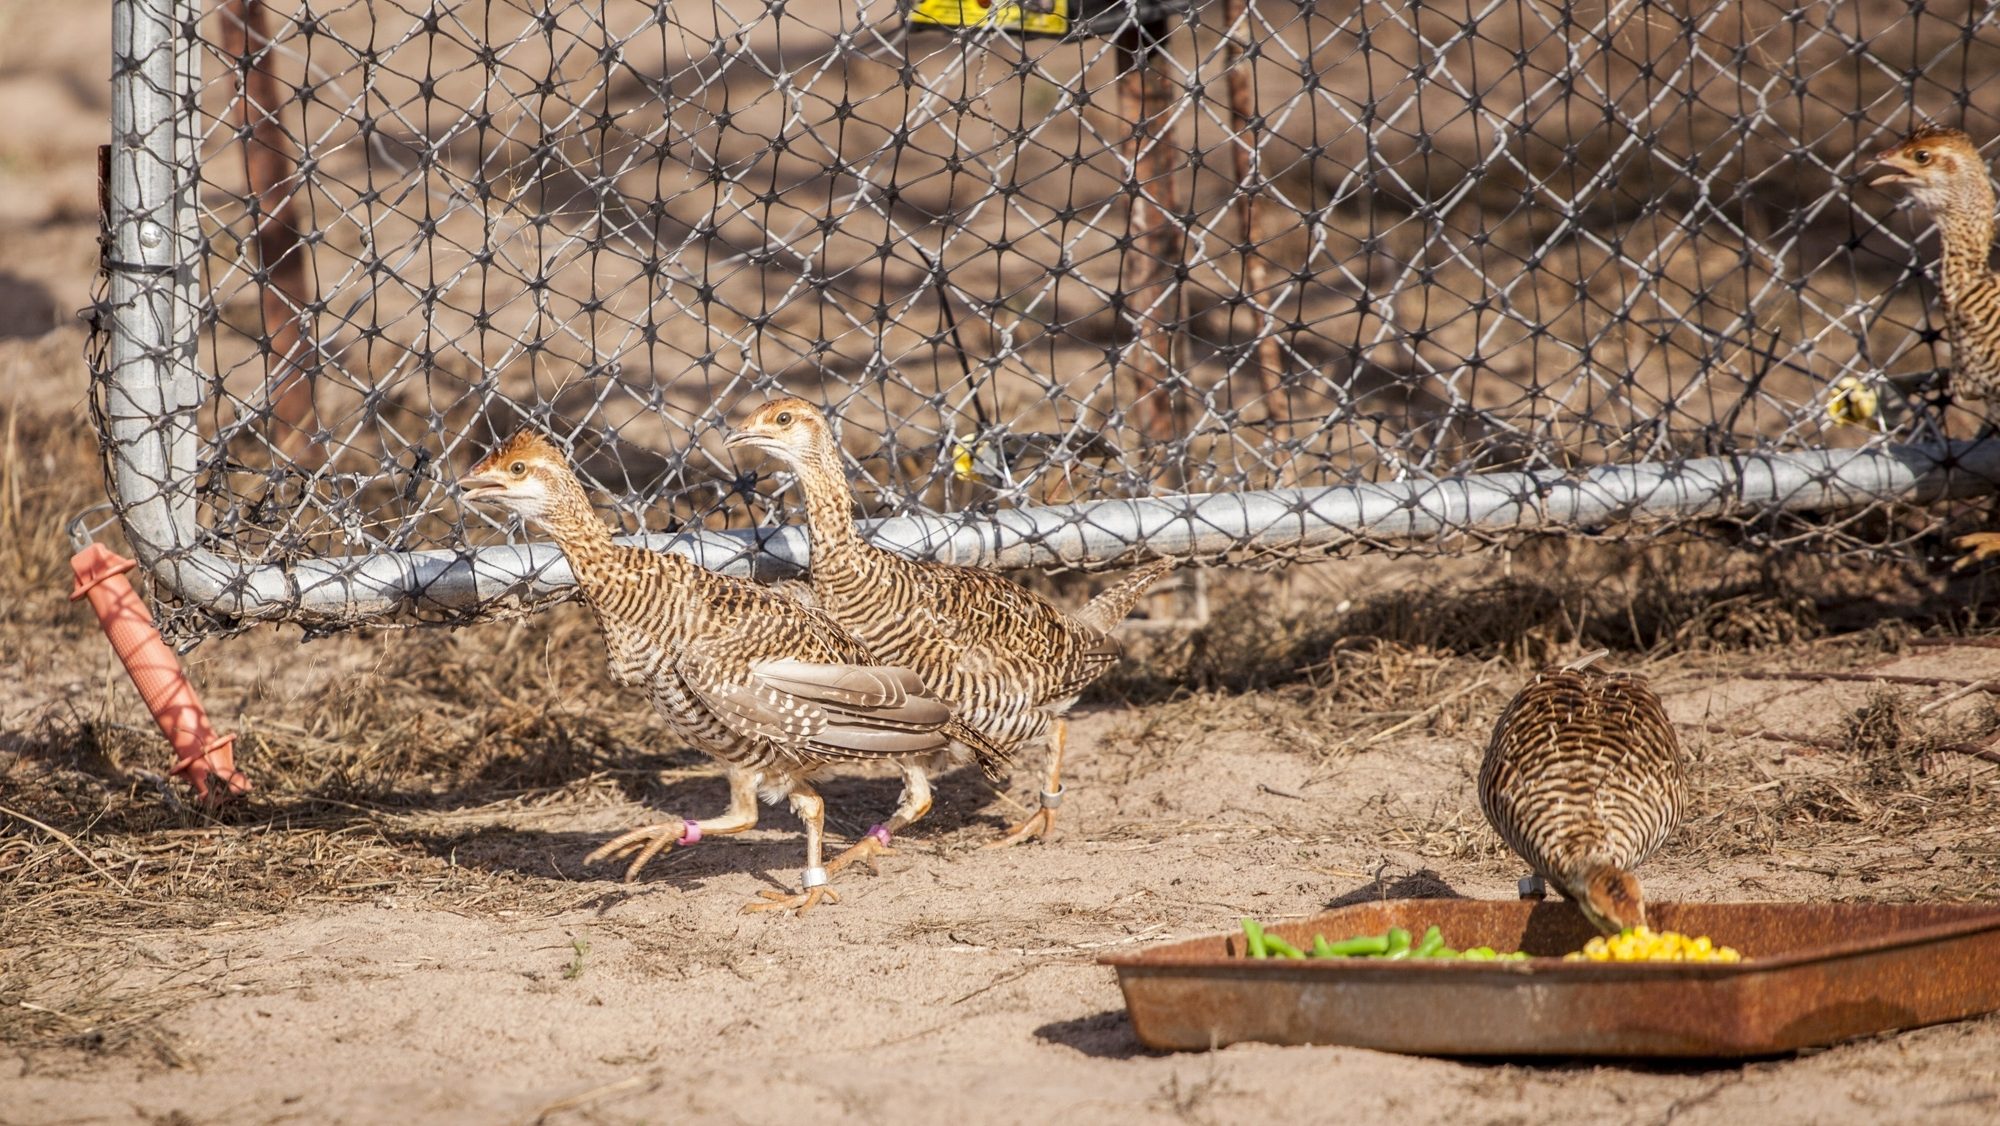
[
  {"x1": 458, "y1": 429, "x2": 976, "y2": 915},
  {"x1": 729, "y1": 398, "x2": 1173, "y2": 860},
  {"x1": 1478, "y1": 653, "x2": 1686, "y2": 935},
  {"x1": 1871, "y1": 128, "x2": 2000, "y2": 567}
]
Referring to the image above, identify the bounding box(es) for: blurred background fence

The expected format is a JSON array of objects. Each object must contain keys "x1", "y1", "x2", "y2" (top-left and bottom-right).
[{"x1": 89, "y1": 0, "x2": 2000, "y2": 640}]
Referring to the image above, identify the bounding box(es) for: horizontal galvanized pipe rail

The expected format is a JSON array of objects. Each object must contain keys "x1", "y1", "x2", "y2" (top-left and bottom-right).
[{"x1": 113, "y1": 438, "x2": 2000, "y2": 629}]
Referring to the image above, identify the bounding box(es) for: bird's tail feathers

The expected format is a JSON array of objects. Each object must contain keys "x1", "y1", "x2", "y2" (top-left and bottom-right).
[
  {"x1": 1074, "y1": 557, "x2": 1178, "y2": 634},
  {"x1": 945, "y1": 719, "x2": 1014, "y2": 782},
  {"x1": 1559, "y1": 648, "x2": 1612, "y2": 673}
]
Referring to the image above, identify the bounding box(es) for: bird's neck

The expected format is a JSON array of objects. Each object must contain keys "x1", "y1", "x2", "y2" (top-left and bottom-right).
[
  {"x1": 1934, "y1": 176, "x2": 1998, "y2": 300},
  {"x1": 534, "y1": 478, "x2": 622, "y2": 594},
  {"x1": 791, "y1": 447, "x2": 870, "y2": 565}
]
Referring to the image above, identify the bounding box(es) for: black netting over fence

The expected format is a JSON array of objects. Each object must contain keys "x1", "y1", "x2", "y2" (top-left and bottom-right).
[{"x1": 89, "y1": 0, "x2": 2000, "y2": 639}]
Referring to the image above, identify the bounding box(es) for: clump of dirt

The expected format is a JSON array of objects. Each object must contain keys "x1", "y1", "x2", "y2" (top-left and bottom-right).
[{"x1": 1847, "y1": 688, "x2": 1925, "y2": 788}]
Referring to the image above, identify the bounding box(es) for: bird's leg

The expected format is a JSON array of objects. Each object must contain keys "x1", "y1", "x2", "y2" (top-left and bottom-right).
[
  {"x1": 587, "y1": 768, "x2": 761, "y2": 882},
  {"x1": 743, "y1": 783, "x2": 840, "y2": 915},
  {"x1": 1954, "y1": 532, "x2": 2000, "y2": 570},
  {"x1": 826, "y1": 764, "x2": 931, "y2": 876},
  {"x1": 1518, "y1": 874, "x2": 1548, "y2": 901},
  {"x1": 985, "y1": 717, "x2": 1067, "y2": 848}
]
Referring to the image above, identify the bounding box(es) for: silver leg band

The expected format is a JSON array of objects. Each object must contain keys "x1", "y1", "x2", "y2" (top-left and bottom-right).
[
  {"x1": 800, "y1": 866, "x2": 830, "y2": 889},
  {"x1": 1039, "y1": 786, "x2": 1065, "y2": 810}
]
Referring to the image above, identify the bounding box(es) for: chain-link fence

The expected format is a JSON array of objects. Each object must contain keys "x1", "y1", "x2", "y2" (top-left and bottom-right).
[{"x1": 90, "y1": 0, "x2": 2000, "y2": 640}]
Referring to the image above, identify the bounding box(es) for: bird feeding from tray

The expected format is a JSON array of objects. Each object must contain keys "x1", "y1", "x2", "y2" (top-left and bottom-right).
[{"x1": 1479, "y1": 652, "x2": 1687, "y2": 936}]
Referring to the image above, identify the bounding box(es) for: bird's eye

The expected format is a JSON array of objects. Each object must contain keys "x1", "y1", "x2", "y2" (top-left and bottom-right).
[
  {"x1": 775, "y1": 411, "x2": 793, "y2": 426},
  {"x1": 509, "y1": 460, "x2": 526, "y2": 475},
  {"x1": 1914, "y1": 150, "x2": 1931, "y2": 164}
]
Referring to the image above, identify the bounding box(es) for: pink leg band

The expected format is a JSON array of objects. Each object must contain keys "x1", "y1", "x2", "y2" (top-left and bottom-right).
[
  {"x1": 865, "y1": 824, "x2": 892, "y2": 847},
  {"x1": 678, "y1": 821, "x2": 702, "y2": 846}
]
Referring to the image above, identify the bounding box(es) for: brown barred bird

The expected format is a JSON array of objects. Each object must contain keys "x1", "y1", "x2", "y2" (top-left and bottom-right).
[
  {"x1": 458, "y1": 429, "x2": 978, "y2": 915},
  {"x1": 1478, "y1": 652, "x2": 1686, "y2": 935},
  {"x1": 1870, "y1": 128, "x2": 2000, "y2": 565},
  {"x1": 728, "y1": 398, "x2": 1173, "y2": 861}
]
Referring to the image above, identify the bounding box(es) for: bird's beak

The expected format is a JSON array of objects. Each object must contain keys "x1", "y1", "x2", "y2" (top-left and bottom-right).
[
  {"x1": 725, "y1": 430, "x2": 773, "y2": 454},
  {"x1": 456, "y1": 470, "x2": 508, "y2": 502},
  {"x1": 1869, "y1": 154, "x2": 1916, "y2": 188}
]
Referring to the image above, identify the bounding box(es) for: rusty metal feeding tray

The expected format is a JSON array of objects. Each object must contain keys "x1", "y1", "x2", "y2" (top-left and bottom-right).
[{"x1": 1103, "y1": 900, "x2": 2000, "y2": 1058}]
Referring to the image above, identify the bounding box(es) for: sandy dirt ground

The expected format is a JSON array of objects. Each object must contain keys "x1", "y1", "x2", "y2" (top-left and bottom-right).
[
  {"x1": 6, "y1": 583, "x2": 2000, "y2": 1126},
  {"x1": 7, "y1": 4, "x2": 2000, "y2": 1125}
]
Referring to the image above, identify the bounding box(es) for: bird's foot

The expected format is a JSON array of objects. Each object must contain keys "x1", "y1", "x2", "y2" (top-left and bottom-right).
[
  {"x1": 742, "y1": 867, "x2": 839, "y2": 916},
  {"x1": 826, "y1": 825, "x2": 894, "y2": 876},
  {"x1": 585, "y1": 818, "x2": 698, "y2": 882},
  {"x1": 742, "y1": 886, "x2": 840, "y2": 915},
  {"x1": 1954, "y1": 533, "x2": 2000, "y2": 571},
  {"x1": 982, "y1": 788, "x2": 1062, "y2": 849}
]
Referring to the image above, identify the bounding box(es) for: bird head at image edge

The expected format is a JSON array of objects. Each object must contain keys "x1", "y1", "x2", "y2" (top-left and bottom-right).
[{"x1": 1868, "y1": 125, "x2": 1986, "y2": 208}]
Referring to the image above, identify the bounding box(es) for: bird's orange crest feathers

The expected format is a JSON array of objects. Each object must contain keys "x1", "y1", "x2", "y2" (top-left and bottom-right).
[
  {"x1": 1887, "y1": 125, "x2": 1979, "y2": 157},
  {"x1": 470, "y1": 429, "x2": 565, "y2": 475},
  {"x1": 743, "y1": 396, "x2": 824, "y2": 428}
]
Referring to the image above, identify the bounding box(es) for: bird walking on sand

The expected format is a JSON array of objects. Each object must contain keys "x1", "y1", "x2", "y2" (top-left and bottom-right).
[
  {"x1": 458, "y1": 429, "x2": 976, "y2": 915},
  {"x1": 1478, "y1": 652, "x2": 1686, "y2": 935},
  {"x1": 728, "y1": 398, "x2": 1173, "y2": 861},
  {"x1": 1869, "y1": 127, "x2": 2000, "y2": 566}
]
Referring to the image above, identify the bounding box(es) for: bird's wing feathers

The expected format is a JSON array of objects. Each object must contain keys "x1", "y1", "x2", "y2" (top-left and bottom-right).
[
  {"x1": 754, "y1": 659, "x2": 934, "y2": 717},
  {"x1": 908, "y1": 562, "x2": 1058, "y2": 640},
  {"x1": 684, "y1": 656, "x2": 951, "y2": 760},
  {"x1": 912, "y1": 560, "x2": 1110, "y2": 677}
]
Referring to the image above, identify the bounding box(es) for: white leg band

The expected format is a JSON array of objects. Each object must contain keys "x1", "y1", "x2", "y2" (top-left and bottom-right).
[
  {"x1": 800, "y1": 866, "x2": 830, "y2": 889},
  {"x1": 1039, "y1": 786, "x2": 1065, "y2": 810}
]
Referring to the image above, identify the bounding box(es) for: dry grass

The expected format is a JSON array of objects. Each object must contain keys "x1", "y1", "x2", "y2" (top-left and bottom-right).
[
  {"x1": 1662, "y1": 671, "x2": 2000, "y2": 894},
  {"x1": 9, "y1": 394, "x2": 2000, "y2": 1068},
  {"x1": 0, "y1": 943, "x2": 207, "y2": 1069},
  {"x1": 1098, "y1": 537, "x2": 1878, "y2": 709},
  {"x1": 1771, "y1": 688, "x2": 2000, "y2": 832},
  {"x1": 1091, "y1": 537, "x2": 1908, "y2": 789},
  {"x1": 0, "y1": 401, "x2": 105, "y2": 633},
  {"x1": 1095, "y1": 537, "x2": 2000, "y2": 902},
  {"x1": 0, "y1": 612, "x2": 670, "y2": 1067},
  {"x1": 237, "y1": 610, "x2": 695, "y2": 803},
  {"x1": 0, "y1": 403, "x2": 699, "y2": 1061},
  {"x1": 1361, "y1": 789, "x2": 1506, "y2": 864}
]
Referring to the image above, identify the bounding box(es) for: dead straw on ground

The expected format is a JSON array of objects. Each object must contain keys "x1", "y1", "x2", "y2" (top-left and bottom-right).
[{"x1": 9, "y1": 398, "x2": 2000, "y2": 1065}]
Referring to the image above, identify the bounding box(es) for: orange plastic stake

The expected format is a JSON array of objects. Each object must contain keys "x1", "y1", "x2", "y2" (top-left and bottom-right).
[{"x1": 68, "y1": 543, "x2": 250, "y2": 801}]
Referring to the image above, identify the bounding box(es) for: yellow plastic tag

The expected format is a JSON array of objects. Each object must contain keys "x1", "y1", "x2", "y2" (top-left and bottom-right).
[{"x1": 908, "y1": 0, "x2": 1070, "y2": 38}]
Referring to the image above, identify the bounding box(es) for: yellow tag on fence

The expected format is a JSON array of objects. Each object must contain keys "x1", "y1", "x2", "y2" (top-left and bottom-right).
[{"x1": 907, "y1": 0, "x2": 1072, "y2": 38}]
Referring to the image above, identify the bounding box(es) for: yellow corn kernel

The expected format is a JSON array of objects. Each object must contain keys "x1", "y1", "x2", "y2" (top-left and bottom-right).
[{"x1": 1564, "y1": 928, "x2": 1743, "y2": 963}]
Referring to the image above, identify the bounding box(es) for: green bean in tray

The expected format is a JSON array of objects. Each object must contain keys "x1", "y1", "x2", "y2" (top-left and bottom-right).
[{"x1": 1238, "y1": 919, "x2": 1531, "y2": 961}]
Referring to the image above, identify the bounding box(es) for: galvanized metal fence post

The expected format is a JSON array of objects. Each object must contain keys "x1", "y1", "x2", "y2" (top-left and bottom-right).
[{"x1": 103, "y1": 0, "x2": 209, "y2": 600}]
